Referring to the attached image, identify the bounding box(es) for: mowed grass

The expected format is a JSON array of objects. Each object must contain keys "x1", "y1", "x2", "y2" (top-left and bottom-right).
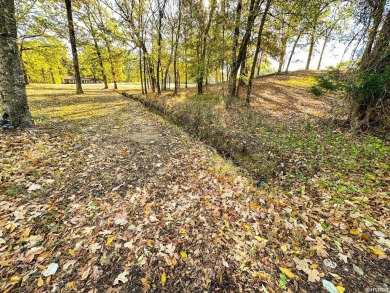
[{"x1": 24, "y1": 83, "x2": 134, "y2": 128}]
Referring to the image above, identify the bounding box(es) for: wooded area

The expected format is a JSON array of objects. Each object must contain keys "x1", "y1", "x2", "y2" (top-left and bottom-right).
[
  {"x1": 0, "y1": 0, "x2": 389, "y2": 127},
  {"x1": 0, "y1": 0, "x2": 389, "y2": 292}
]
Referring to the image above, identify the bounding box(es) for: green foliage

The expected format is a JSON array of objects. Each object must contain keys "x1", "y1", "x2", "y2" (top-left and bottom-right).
[
  {"x1": 349, "y1": 66, "x2": 390, "y2": 103},
  {"x1": 5, "y1": 184, "x2": 26, "y2": 197},
  {"x1": 309, "y1": 86, "x2": 322, "y2": 96},
  {"x1": 22, "y1": 38, "x2": 68, "y2": 83},
  {"x1": 311, "y1": 68, "x2": 344, "y2": 95},
  {"x1": 129, "y1": 91, "x2": 389, "y2": 194}
]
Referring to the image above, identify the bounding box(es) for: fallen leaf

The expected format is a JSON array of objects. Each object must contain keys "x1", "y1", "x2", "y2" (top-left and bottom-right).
[
  {"x1": 279, "y1": 273, "x2": 287, "y2": 289},
  {"x1": 350, "y1": 229, "x2": 360, "y2": 236},
  {"x1": 336, "y1": 285, "x2": 345, "y2": 293},
  {"x1": 255, "y1": 236, "x2": 267, "y2": 242},
  {"x1": 69, "y1": 249, "x2": 75, "y2": 256},
  {"x1": 69, "y1": 281, "x2": 77, "y2": 290},
  {"x1": 149, "y1": 215, "x2": 159, "y2": 223},
  {"x1": 353, "y1": 264, "x2": 364, "y2": 276},
  {"x1": 63, "y1": 260, "x2": 76, "y2": 271},
  {"x1": 308, "y1": 269, "x2": 320, "y2": 282},
  {"x1": 322, "y1": 279, "x2": 338, "y2": 293},
  {"x1": 43, "y1": 263, "x2": 58, "y2": 277},
  {"x1": 258, "y1": 273, "x2": 268, "y2": 280},
  {"x1": 368, "y1": 246, "x2": 385, "y2": 255},
  {"x1": 374, "y1": 231, "x2": 386, "y2": 238},
  {"x1": 37, "y1": 277, "x2": 44, "y2": 287},
  {"x1": 323, "y1": 259, "x2": 337, "y2": 268},
  {"x1": 89, "y1": 243, "x2": 102, "y2": 253},
  {"x1": 338, "y1": 253, "x2": 348, "y2": 264},
  {"x1": 113, "y1": 271, "x2": 129, "y2": 285},
  {"x1": 280, "y1": 267, "x2": 295, "y2": 279},
  {"x1": 28, "y1": 184, "x2": 41, "y2": 192},
  {"x1": 10, "y1": 275, "x2": 21, "y2": 282},
  {"x1": 180, "y1": 251, "x2": 188, "y2": 259},
  {"x1": 161, "y1": 271, "x2": 167, "y2": 286},
  {"x1": 106, "y1": 236, "x2": 115, "y2": 247},
  {"x1": 80, "y1": 266, "x2": 91, "y2": 280},
  {"x1": 114, "y1": 218, "x2": 128, "y2": 226},
  {"x1": 293, "y1": 257, "x2": 311, "y2": 272}
]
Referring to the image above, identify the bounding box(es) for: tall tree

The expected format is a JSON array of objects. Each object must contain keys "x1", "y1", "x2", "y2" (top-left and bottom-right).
[
  {"x1": 173, "y1": 0, "x2": 182, "y2": 95},
  {"x1": 65, "y1": 0, "x2": 83, "y2": 94},
  {"x1": 156, "y1": 0, "x2": 168, "y2": 94},
  {"x1": 81, "y1": 3, "x2": 109, "y2": 89},
  {"x1": 195, "y1": 0, "x2": 216, "y2": 95},
  {"x1": 246, "y1": 0, "x2": 272, "y2": 105},
  {"x1": 227, "y1": 0, "x2": 263, "y2": 107},
  {"x1": 0, "y1": 0, "x2": 34, "y2": 128}
]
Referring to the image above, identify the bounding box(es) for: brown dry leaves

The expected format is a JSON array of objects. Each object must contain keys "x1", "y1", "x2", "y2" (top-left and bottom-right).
[{"x1": 0, "y1": 87, "x2": 388, "y2": 292}]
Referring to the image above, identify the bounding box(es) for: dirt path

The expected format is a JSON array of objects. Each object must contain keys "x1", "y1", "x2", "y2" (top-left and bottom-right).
[{"x1": 1, "y1": 88, "x2": 388, "y2": 292}]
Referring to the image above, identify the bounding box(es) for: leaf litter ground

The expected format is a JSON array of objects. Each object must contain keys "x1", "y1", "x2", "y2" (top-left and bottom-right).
[{"x1": 0, "y1": 84, "x2": 389, "y2": 292}]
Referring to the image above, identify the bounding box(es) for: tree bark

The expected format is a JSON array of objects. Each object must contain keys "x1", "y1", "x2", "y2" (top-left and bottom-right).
[
  {"x1": 246, "y1": 0, "x2": 272, "y2": 105},
  {"x1": 139, "y1": 49, "x2": 144, "y2": 94},
  {"x1": 143, "y1": 52, "x2": 147, "y2": 94},
  {"x1": 156, "y1": 0, "x2": 167, "y2": 94},
  {"x1": 278, "y1": 35, "x2": 288, "y2": 73},
  {"x1": 285, "y1": 31, "x2": 301, "y2": 73},
  {"x1": 65, "y1": 0, "x2": 83, "y2": 94},
  {"x1": 360, "y1": 9, "x2": 390, "y2": 71},
  {"x1": 173, "y1": 0, "x2": 182, "y2": 95},
  {"x1": 85, "y1": 5, "x2": 108, "y2": 89},
  {"x1": 317, "y1": 35, "x2": 329, "y2": 70},
  {"x1": 0, "y1": 0, "x2": 34, "y2": 128},
  {"x1": 227, "y1": 0, "x2": 261, "y2": 105},
  {"x1": 305, "y1": 26, "x2": 316, "y2": 70},
  {"x1": 104, "y1": 41, "x2": 118, "y2": 90},
  {"x1": 227, "y1": 0, "x2": 243, "y2": 107},
  {"x1": 197, "y1": 1, "x2": 216, "y2": 95},
  {"x1": 361, "y1": 0, "x2": 386, "y2": 65}
]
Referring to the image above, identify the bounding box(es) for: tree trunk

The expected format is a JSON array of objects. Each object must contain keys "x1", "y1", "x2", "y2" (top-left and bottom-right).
[
  {"x1": 317, "y1": 34, "x2": 329, "y2": 70},
  {"x1": 236, "y1": 52, "x2": 247, "y2": 97},
  {"x1": 65, "y1": 0, "x2": 83, "y2": 94},
  {"x1": 227, "y1": 0, "x2": 243, "y2": 107},
  {"x1": 305, "y1": 27, "x2": 316, "y2": 70},
  {"x1": 143, "y1": 52, "x2": 147, "y2": 94},
  {"x1": 173, "y1": 0, "x2": 182, "y2": 95},
  {"x1": 185, "y1": 54, "x2": 188, "y2": 88},
  {"x1": 0, "y1": 0, "x2": 33, "y2": 128},
  {"x1": 246, "y1": 0, "x2": 272, "y2": 105},
  {"x1": 360, "y1": 9, "x2": 390, "y2": 71},
  {"x1": 104, "y1": 41, "x2": 118, "y2": 90},
  {"x1": 361, "y1": 0, "x2": 386, "y2": 64},
  {"x1": 285, "y1": 31, "x2": 301, "y2": 73},
  {"x1": 228, "y1": 0, "x2": 261, "y2": 105},
  {"x1": 85, "y1": 5, "x2": 108, "y2": 89},
  {"x1": 197, "y1": 1, "x2": 216, "y2": 95},
  {"x1": 278, "y1": 35, "x2": 288, "y2": 73},
  {"x1": 50, "y1": 68, "x2": 56, "y2": 84},
  {"x1": 156, "y1": 0, "x2": 167, "y2": 94},
  {"x1": 139, "y1": 49, "x2": 144, "y2": 94},
  {"x1": 93, "y1": 38, "x2": 108, "y2": 89}
]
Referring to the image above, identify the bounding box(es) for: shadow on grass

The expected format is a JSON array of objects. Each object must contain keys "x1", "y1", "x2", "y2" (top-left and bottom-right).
[{"x1": 27, "y1": 88, "x2": 129, "y2": 129}]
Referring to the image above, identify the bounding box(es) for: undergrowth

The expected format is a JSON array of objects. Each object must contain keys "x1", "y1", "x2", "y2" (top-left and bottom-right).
[{"x1": 123, "y1": 91, "x2": 389, "y2": 197}]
